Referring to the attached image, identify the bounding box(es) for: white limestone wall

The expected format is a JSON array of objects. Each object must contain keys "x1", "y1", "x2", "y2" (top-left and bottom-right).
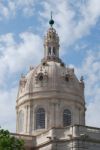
[
  {"x1": 34, "y1": 126, "x2": 100, "y2": 150},
  {"x1": 16, "y1": 98, "x2": 85, "y2": 135},
  {"x1": 15, "y1": 125, "x2": 100, "y2": 150},
  {"x1": 39, "y1": 144, "x2": 52, "y2": 150}
]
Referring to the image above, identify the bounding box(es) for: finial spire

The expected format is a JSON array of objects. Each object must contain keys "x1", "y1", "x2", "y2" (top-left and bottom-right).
[
  {"x1": 49, "y1": 11, "x2": 54, "y2": 27},
  {"x1": 51, "y1": 11, "x2": 53, "y2": 20}
]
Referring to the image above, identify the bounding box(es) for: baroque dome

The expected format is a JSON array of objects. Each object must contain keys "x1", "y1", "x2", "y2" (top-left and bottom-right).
[
  {"x1": 16, "y1": 18, "x2": 85, "y2": 135},
  {"x1": 17, "y1": 61, "x2": 84, "y2": 106}
]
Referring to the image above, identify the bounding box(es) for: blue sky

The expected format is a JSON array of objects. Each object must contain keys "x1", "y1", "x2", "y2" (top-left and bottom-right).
[{"x1": 0, "y1": 0, "x2": 100, "y2": 132}]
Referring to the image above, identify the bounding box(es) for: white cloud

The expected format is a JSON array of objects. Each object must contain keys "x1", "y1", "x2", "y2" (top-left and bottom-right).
[
  {"x1": 14, "y1": 0, "x2": 35, "y2": 16},
  {"x1": 0, "y1": 0, "x2": 36, "y2": 19},
  {"x1": 0, "y1": 32, "x2": 42, "y2": 85},
  {"x1": 0, "y1": 31, "x2": 43, "y2": 131},
  {"x1": 0, "y1": 33, "x2": 15, "y2": 46},
  {"x1": 75, "y1": 50, "x2": 100, "y2": 127},
  {"x1": 0, "y1": 2, "x2": 9, "y2": 19},
  {"x1": 8, "y1": 1, "x2": 16, "y2": 17},
  {"x1": 1, "y1": 0, "x2": 100, "y2": 48},
  {"x1": 0, "y1": 87, "x2": 17, "y2": 132},
  {"x1": 40, "y1": 0, "x2": 100, "y2": 48},
  {"x1": 86, "y1": 94, "x2": 100, "y2": 127}
]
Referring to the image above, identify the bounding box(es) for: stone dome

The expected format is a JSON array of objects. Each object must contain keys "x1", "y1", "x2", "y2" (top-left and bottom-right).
[
  {"x1": 16, "y1": 20, "x2": 85, "y2": 135},
  {"x1": 17, "y1": 61, "x2": 84, "y2": 107}
]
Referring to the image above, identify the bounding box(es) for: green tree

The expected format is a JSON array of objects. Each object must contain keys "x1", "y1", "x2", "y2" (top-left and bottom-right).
[{"x1": 0, "y1": 128, "x2": 25, "y2": 150}]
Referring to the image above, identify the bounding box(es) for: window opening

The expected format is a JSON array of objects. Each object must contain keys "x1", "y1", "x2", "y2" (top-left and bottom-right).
[
  {"x1": 63, "y1": 109, "x2": 71, "y2": 127},
  {"x1": 36, "y1": 108, "x2": 45, "y2": 129}
]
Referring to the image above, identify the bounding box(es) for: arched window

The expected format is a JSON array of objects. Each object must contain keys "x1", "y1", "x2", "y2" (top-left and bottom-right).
[
  {"x1": 53, "y1": 47, "x2": 56, "y2": 55},
  {"x1": 18, "y1": 110, "x2": 24, "y2": 132},
  {"x1": 48, "y1": 47, "x2": 51, "y2": 55},
  {"x1": 36, "y1": 108, "x2": 45, "y2": 129},
  {"x1": 63, "y1": 109, "x2": 71, "y2": 127}
]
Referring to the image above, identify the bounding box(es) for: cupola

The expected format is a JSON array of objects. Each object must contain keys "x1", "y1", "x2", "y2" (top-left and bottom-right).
[{"x1": 43, "y1": 13, "x2": 61, "y2": 63}]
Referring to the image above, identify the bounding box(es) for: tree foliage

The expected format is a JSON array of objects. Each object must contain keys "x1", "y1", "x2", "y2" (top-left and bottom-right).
[{"x1": 0, "y1": 128, "x2": 25, "y2": 150}]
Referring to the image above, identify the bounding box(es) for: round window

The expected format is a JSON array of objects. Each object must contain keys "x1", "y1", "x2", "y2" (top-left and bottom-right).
[{"x1": 39, "y1": 75, "x2": 43, "y2": 81}]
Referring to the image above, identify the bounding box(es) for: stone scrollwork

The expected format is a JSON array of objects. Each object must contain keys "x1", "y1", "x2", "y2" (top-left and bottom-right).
[
  {"x1": 38, "y1": 73, "x2": 44, "y2": 81},
  {"x1": 61, "y1": 73, "x2": 72, "y2": 82},
  {"x1": 19, "y1": 75, "x2": 27, "y2": 93},
  {"x1": 65, "y1": 73, "x2": 70, "y2": 82},
  {"x1": 35, "y1": 71, "x2": 48, "y2": 85}
]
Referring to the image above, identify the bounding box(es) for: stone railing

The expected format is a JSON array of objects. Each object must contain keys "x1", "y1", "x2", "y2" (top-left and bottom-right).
[
  {"x1": 11, "y1": 125, "x2": 100, "y2": 148},
  {"x1": 11, "y1": 133, "x2": 35, "y2": 148},
  {"x1": 72, "y1": 125, "x2": 100, "y2": 140}
]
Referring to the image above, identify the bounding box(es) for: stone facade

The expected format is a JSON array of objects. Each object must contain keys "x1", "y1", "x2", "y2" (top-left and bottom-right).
[
  {"x1": 15, "y1": 18, "x2": 100, "y2": 149},
  {"x1": 13, "y1": 125, "x2": 100, "y2": 150}
]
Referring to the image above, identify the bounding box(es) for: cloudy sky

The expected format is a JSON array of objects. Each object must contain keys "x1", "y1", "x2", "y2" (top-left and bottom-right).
[{"x1": 0, "y1": 0, "x2": 100, "y2": 132}]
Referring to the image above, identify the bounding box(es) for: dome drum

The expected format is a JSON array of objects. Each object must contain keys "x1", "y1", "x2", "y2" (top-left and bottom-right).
[{"x1": 16, "y1": 98, "x2": 85, "y2": 135}]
